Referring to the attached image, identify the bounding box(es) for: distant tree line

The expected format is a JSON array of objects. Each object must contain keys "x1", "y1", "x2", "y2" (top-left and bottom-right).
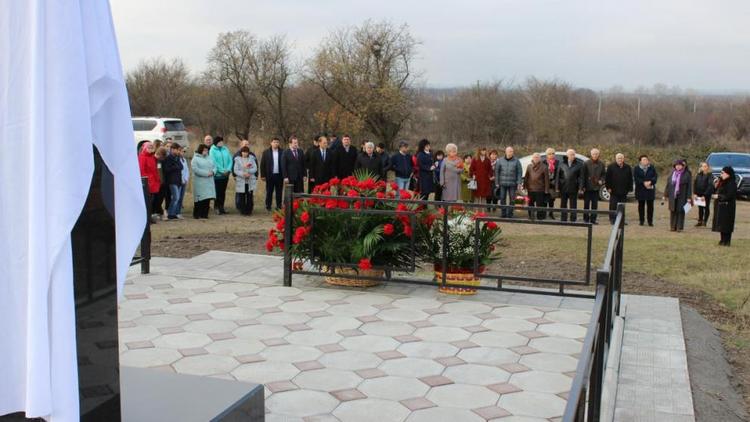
[{"x1": 126, "y1": 20, "x2": 750, "y2": 151}]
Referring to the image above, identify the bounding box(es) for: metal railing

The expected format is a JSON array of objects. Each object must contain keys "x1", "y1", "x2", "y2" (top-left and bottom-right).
[
  {"x1": 129, "y1": 177, "x2": 151, "y2": 274},
  {"x1": 282, "y1": 187, "x2": 622, "y2": 299},
  {"x1": 562, "y1": 203, "x2": 624, "y2": 422}
]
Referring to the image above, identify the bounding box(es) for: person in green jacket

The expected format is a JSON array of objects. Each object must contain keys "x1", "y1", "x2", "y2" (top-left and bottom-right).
[
  {"x1": 209, "y1": 136, "x2": 233, "y2": 214},
  {"x1": 192, "y1": 144, "x2": 217, "y2": 219}
]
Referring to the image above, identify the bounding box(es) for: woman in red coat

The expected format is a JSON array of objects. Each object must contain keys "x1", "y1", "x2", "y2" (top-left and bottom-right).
[
  {"x1": 138, "y1": 141, "x2": 161, "y2": 221},
  {"x1": 470, "y1": 147, "x2": 494, "y2": 205}
]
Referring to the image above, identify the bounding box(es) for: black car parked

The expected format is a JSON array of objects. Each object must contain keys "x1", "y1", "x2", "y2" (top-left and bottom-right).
[{"x1": 706, "y1": 152, "x2": 750, "y2": 198}]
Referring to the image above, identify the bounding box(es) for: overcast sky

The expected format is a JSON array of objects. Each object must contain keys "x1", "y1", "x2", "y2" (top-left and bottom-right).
[{"x1": 110, "y1": 0, "x2": 750, "y2": 92}]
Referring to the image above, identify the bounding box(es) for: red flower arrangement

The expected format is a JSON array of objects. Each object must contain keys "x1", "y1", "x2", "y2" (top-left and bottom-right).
[{"x1": 267, "y1": 170, "x2": 418, "y2": 275}]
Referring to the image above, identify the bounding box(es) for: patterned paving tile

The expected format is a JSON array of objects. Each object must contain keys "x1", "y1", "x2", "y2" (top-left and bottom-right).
[{"x1": 122, "y1": 253, "x2": 593, "y2": 422}]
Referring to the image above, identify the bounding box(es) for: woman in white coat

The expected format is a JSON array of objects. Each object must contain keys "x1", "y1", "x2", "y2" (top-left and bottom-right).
[{"x1": 234, "y1": 146, "x2": 258, "y2": 215}]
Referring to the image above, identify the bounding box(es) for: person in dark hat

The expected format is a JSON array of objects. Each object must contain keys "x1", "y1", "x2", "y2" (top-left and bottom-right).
[
  {"x1": 663, "y1": 159, "x2": 693, "y2": 232},
  {"x1": 712, "y1": 166, "x2": 737, "y2": 246}
]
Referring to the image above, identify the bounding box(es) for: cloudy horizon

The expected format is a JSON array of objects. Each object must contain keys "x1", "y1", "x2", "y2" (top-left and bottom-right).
[{"x1": 111, "y1": 0, "x2": 750, "y2": 94}]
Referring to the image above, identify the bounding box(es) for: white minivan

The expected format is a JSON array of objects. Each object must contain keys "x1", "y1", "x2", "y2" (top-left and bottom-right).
[{"x1": 132, "y1": 117, "x2": 189, "y2": 150}]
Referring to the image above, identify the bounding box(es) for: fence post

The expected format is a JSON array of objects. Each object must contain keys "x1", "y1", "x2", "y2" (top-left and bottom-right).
[
  {"x1": 282, "y1": 185, "x2": 293, "y2": 287},
  {"x1": 441, "y1": 204, "x2": 448, "y2": 288},
  {"x1": 140, "y1": 177, "x2": 151, "y2": 274},
  {"x1": 615, "y1": 202, "x2": 625, "y2": 315}
]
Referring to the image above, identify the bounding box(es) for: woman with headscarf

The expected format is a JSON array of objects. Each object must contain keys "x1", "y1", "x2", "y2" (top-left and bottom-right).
[
  {"x1": 663, "y1": 159, "x2": 693, "y2": 232},
  {"x1": 137, "y1": 141, "x2": 161, "y2": 223},
  {"x1": 439, "y1": 143, "x2": 463, "y2": 202},
  {"x1": 712, "y1": 167, "x2": 737, "y2": 246}
]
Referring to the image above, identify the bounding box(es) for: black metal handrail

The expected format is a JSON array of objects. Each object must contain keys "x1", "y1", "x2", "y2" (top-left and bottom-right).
[
  {"x1": 282, "y1": 187, "x2": 622, "y2": 299},
  {"x1": 562, "y1": 203, "x2": 624, "y2": 422}
]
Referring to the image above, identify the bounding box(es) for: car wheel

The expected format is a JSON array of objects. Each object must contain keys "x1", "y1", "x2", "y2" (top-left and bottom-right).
[{"x1": 599, "y1": 187, "x2": 610, "y2": 201}]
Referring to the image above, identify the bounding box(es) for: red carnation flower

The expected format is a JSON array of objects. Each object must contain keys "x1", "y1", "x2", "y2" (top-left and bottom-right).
[
  {"x1": 300, "y1": 211, "x2": 310, "y2": 224},
  {"x1": 276, "y1": 220, "x2": 285, "y2": 230},
  {"x1": 325, "y1": 199, "x2": 337, "y2": 209},
  {"x1": 358, "y1": 258, "x2": 373, "y2": 270},
  {"x1": 293, "y1": 200, "x2": 300, "y2": 210},
  {"x1": 353, "y1": 201, "x2": 362, "y2": 209},
  {"x1": 399, "y1": 190, "x2": 412, "y2": 199},
  {"x1": 472, "y1": 212, "x2": 487, "y2": 220},
  {"x1": 347, "y1": 189, "x2": 359, "y2": 198},
  {"x1": 337, "y1": 200, "x2": 349, "y2": 209},
  {"x1": 376, "y1": 191, "x2": 386, "y2": 199},
  {"x1": 329, "y1": 177, "x2": 340, "y2": 186},
  {"x1": 403, "y1": 224, "x2": 413, "y2": 237},
  {"x1": 390, "y1": 182, "x2": 399, "y2": 191},
  {"x1": 486, "y1": 221, "x2": 498, "y2": 230},
  {"x1": 383, "y1": 223, "x2": 395, "y2": 236},
  {"x1": 265, "y1": 241, "x2": 274, "y2": 251}
]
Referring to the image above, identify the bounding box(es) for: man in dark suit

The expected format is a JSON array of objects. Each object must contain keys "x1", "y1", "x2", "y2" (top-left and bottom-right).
[
  {"x1": 355, "y1": 141, "x2": 383, "y2": 177},
  {"x1": 334, "y1": 134, "x2": 358, "y2": 178},
  {"x1": 308, "y1": 136, "x2": 334, "y2": 188},
  {"x1": 282, "y1": 136, "x2": 305, "y2": 193},
  {"x1": 305, "y1": 137, "x2": 319, "y2": 193},
  {"x1": 260, "y1": 137, "x2": 284, "y2": 211}
]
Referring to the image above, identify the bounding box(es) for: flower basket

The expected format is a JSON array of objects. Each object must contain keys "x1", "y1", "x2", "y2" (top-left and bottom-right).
[
  {"x1": 267, "y1": 170, "x2": 418, "y2": 288},
  {"x1": 325, "y1": 267, "x2": 383, "y2": 288},
  {"x1": 433, "y1": 264, "x2": 485, "y2": 295},
  {"x1": 416, "y1": 207, "x2": 502, "y2": 296}
]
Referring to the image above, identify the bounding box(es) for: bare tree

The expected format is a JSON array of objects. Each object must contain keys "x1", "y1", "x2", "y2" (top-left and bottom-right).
[
  {"x1": 247, "y1": 36, "x2": 295, "y2": 140},
  {"x1": 126, "y1": 57, "x2": 193, "y2": 119},
  {"x1": 308, "y1": 20, "x2": 418, "y2": 150},
  {"x1": 205, "y1": 31, "x2": 262, "y2": 140}
]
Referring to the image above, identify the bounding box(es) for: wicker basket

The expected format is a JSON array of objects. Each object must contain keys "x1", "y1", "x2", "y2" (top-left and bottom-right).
[
  {"x1": 324, "y1": 267, "x2": 382, "y2": 288},
  {"x1": 434, "y1": 265, "x2": 482, "y2": 295}
]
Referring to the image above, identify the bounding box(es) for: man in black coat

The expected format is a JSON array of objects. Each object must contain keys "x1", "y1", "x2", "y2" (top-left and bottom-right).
[
  {"x1": 605, "y1": 153, "x2": 633, "y2": 224},
  {"x1": 260, "y1": 137, "x2": 284, "y2": 211},
  {"x1": 281, "y1": 136, "x2": 305, "y2": 193},
  {"x1": 376, "y1": 142, "x2": 391, "y2": 181},
  {"x1": 304, "y1": 137, "x2": 319, "y2": 193},
  {"x1": 308, "y1": 136, "x2": 335, "y2": 188},
  {"x1": 355, "y1": 141, "x2": 383, "y2": 177},
  {"x1": 556, "y1": 149, "x2": 584, "y2": 222},
  {"x1": 334, "y1": 135, "x2": 358, "y2": 178},
  {"x1": 581, "y1": 148, "x2": 606, "y2": 224}
]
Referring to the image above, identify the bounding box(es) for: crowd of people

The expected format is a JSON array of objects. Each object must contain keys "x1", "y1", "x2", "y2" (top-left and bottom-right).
[{"x1": 137, "y1": 134, "x2": 739, "y2": 247}]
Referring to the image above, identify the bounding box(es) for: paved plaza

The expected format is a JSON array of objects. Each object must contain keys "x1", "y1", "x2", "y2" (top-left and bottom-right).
[
  {"x1": 121, "y1": 252, "x2": 595, "y2": 421},
  {"x1": 120, "y1": 251, "x2": 695, "y2": 421}
]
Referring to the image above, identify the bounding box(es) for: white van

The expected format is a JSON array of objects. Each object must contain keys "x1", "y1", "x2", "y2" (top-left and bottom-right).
[{"x1": 132, "y1": 117, "x2": 189, "y2": 150}]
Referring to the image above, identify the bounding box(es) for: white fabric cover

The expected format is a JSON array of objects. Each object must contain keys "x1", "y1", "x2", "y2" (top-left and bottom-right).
[{"x1": 0, "y1": 1, "x2": 145, "y2": 421}]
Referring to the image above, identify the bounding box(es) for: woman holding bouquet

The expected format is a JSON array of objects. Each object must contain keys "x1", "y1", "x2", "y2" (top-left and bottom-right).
[
  {"x1": 461, "y1": 154, "x2": 473, "y2": 203},
  {"x1": 440, "y1": 143, "x2": 464, "y2": 202}
]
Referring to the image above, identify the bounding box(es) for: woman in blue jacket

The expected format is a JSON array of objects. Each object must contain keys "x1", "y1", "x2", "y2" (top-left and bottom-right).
[
  {"x1": 416, "y1": 139, "x2": 435, "y2": 200},
  {"x1": 209, "y1": 136, "x2": 233, "y2": 214}
]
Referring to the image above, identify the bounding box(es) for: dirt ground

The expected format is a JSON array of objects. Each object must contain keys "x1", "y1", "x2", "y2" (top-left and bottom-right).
[{"x1": 149, "y1": 199, "x2": 750, "y2": 417}]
